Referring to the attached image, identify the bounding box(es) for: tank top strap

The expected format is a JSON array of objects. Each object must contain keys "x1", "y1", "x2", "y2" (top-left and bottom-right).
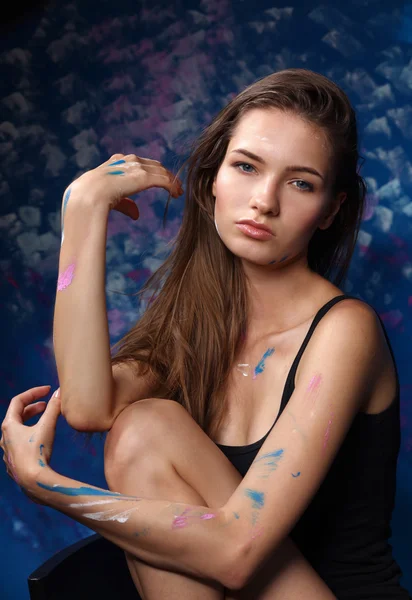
[{"x1": 280, "y1": 294, "x2": 353, "y2": 411}]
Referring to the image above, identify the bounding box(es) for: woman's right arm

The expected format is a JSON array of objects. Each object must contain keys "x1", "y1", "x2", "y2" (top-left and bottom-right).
[
  {"x1": 53, "y1": 196, "x2": 119, "y2": 432},
  {"x1": 53, "y1": 154, "x2": 183, "y2": 432}
]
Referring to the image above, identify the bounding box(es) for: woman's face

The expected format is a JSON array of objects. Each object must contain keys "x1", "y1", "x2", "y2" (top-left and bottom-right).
[{"x1": 212, "y1": 107, "x2": 345, "y2": 268}]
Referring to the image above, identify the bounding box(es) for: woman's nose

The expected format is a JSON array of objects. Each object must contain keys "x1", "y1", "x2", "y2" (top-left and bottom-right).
[{"x1": 250, "y1": 180, "x2": 280, "y2": 214}]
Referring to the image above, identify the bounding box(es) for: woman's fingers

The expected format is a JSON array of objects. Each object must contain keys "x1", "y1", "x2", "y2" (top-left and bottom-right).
[
  {"x1": 23, "y1": 401, "x2": 47, "y2": 422},
  {"x1": 114, "y1": 198, "x2": 140, "y2": 220},
  {"x1": 139, "y1": 170, "x2": 183, "y2": 196},
  {"x1": 104, "y1": 154, "x2": 183, "y2": 190},
  {"x1": 105, "y1": 154, "x2": 162, "y2": 167},
  {"x1": 5, "y1": 386, "x2": 51, "y2": 424}
]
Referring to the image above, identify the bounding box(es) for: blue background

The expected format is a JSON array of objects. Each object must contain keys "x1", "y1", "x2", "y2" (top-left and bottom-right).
[{"x1": 1, "y1": 0, "x2": 411, "y2": 598}]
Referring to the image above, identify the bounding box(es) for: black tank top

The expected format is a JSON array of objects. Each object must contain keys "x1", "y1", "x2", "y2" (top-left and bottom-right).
[{"x1": 215, "y1": 294, "x2": 411, "y2": 599}]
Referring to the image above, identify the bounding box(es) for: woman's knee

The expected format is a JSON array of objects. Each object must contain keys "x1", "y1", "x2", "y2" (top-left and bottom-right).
[{"x1": 104, "y1": 397, "x2": 183, "y2": 486}]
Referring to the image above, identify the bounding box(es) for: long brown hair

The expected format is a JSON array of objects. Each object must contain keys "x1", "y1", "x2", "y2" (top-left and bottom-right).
[{"x1": 109, "y1": 68, "x2": 367, "y2": 441}]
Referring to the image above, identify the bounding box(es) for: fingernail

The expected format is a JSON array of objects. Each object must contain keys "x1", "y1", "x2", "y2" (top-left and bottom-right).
[{"x1": 53, "y1": 389, "x2": 60, "y2": 398}]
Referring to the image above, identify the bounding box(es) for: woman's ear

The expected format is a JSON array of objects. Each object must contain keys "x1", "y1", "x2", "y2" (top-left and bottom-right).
[{"x1": 212, "y1": 178, "x2": 216, "y2": 198}]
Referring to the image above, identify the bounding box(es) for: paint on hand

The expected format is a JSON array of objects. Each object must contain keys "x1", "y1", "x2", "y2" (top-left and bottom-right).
[
  {"x1": 233, "y1": 512, "x2": 240, "y2": 519},
  {"x1": 107, "y1": 170, "x2": 125, "y2": 175},
  {"x1": 39, "y1": 444, "x2": 44, "y2": 456},
  {"x1": 57, "y1": 262, "x2": 76, "y2": 291},
  {"x1": 252, "y1": 347, "x2": 275, "y2": 380},
  {"x1": 29, "y1": 435, "x2": 35, "y2": 443},
  {"x1": 36, "y1": 483, "x2": 124, "y2": 497},
  {"x1": 244, "y1": 488, "x2": 265, "y2": 509},
  {"x1": 252, "y1": 449, "x2": 284, "y2": 479},
  {"x1": 292, "y1": 472, "x2": 301, "y2": 478},
  {"x1": 108, "y1": 159, "x2": 126, "y2": 166}
]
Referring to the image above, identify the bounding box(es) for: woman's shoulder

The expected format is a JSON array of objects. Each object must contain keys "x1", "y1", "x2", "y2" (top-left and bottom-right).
[
  {"x1": 310, "y1": 277, "x2": 376, "y2": 323},
  {"x1": 317, "y1": 290, "x2": 381, "y2": 340}
]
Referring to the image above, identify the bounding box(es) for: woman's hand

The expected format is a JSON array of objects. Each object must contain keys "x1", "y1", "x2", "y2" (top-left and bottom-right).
[
  {"x1": 0, "y1": 385, "x2": 61, "y2": 498},
  {"x1": 62, "y1": 153, "x2": 184, "y2": 222}
]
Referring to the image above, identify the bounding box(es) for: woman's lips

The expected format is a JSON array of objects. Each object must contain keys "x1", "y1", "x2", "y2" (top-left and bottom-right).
[{"x1": 236, "y1": 223, "x2": 274, "y2": 240}]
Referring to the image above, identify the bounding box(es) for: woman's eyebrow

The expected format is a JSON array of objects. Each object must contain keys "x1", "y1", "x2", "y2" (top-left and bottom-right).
[{"x1": 230, "y1": 148, "x2": 325, "y2": 181}]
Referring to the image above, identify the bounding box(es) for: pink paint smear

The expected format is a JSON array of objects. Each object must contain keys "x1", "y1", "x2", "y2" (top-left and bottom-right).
[
  {"x1": 57, "y1": 262, "x2": 76, "y2": 291},
  {"x1": 172, "y1": 508, "x2": 217, "y2": 529},
  {"x1": 251, "y1": 525, "x2": 264, "y2": 540},
  {"x1": 307, "y1": 373, "x2": 322, "y2": 405},
  {"x1": 323, "y1": 411, "x2": 334, "y2": 449}
]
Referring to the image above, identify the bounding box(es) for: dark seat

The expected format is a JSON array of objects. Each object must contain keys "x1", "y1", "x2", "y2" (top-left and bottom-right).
[{"x1": 28, "y1": 533, "x2": 141, "y2": 600}]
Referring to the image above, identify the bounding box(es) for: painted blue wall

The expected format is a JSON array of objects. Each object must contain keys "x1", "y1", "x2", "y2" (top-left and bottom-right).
[{"x1": 1, "y1": 1, "x2": 411, "y2": 598}]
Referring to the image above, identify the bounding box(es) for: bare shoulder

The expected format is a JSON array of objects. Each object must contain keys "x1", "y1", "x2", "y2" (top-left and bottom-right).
[
  {"x1": 315, "y1": 297, "x2": 385, "y2": 358},
  {"x1": 305, "y1": 297, "x2": 396, "y2": 413},
  {"x1": 296, "y1": 297, "x2": 388, "y2": 405}
]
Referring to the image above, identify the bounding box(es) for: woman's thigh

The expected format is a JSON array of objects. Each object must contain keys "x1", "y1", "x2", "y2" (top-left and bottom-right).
[{"x1": 104, "y1": 398, "x2": 336, "y2": 599}]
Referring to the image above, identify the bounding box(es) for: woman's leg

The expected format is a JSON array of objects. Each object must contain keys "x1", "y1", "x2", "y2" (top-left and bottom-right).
[
  {"x1": 104, "y1": 398, "x2": 232, "y2": 600},
  {"x1": 104, "y1": 398, "x2": 336, "y2": 600}
]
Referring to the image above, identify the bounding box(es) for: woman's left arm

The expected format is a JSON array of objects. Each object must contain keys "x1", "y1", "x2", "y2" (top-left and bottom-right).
[
  {"x1": 0, "y1": 387, "x2": 240, "y2": 589},
  {"x1": 28, "y1": 466, "x2": 238, "y2": 587},
  {"x1": 0, "y1": 300, "x2": 385, "y2": 591}
]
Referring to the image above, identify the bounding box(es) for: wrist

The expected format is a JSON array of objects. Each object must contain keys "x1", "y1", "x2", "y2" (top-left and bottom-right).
[
  {"x1": 63, "y1": 181, "x2": 110, "y2": 220},
  {"x1": 25, "y1": 464, "x2": 54, "y2": 495}
]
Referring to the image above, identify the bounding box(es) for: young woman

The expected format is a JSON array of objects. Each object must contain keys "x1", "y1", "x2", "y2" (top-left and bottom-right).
[{"x1": 1, "y1": 69, "x2": 411, "y2": 600}]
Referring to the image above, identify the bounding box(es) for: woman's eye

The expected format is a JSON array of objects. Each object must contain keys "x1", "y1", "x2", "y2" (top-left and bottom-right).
[
  {"x1": 234, "y1": 162, "x2": 256, "y2": 174},
  {"x1": 292, "y1": 180, "x2": 313, "y2": 192}
]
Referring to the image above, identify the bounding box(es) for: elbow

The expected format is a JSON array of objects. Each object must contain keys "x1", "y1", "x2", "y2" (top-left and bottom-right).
[
  {"x1": 220, "y1": 543, "x2": 251, "y2": 591},
  {"x1": 62, "y1": 405, "x2": 113, "y2": 433}
]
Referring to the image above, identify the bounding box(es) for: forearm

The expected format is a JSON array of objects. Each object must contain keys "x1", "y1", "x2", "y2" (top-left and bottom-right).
[
  {"x1": 30, "y1": 467, "x2": 239, "y2": 588},
  {"x1": 53, "y1": 190, "x2": 114, "y2": 430}
]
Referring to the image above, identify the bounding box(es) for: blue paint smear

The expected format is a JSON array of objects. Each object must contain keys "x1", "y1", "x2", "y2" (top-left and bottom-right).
[
  {"x1": 36, "y1": 483, "x2": 122, "y2": 497},
  {"x1": 254, "y1": 347, "x2": 275, "y2": 377},
  {"x1": 233, "y1": 512, "x2": 240, "y2": 519},
  {"x1": 38, "y1": 459, "x2": 45, "y2": 468},
  {"x1": 107, "y1": 170, "x2": 125, "y2": 175},
  {"x1": 39, "y1": 444, "x2": 44, "y2": 456},
  {"x1": 62, "y1": 187, "x2": 71, "y2": 222},
  {"x1": 269, "y1": 254, "x2": 288, "y2": 265},
  {"x1": 29, "y1": 436, "x2": 35, "y2": 443},
  {"x1": 255, "y1": 449, "x2": 284, "y2": 464},
  {"x1": 244, "y1": 488, "x2": 265, "y2": 509},
  {"x1": 292, "y1": 472, "x2": 301, "y2": 478},
  {"x1": 254, "y1": 449, "x2": 284, "y2": 478},
  {"x1": 108, "y1": 159, "x2": 126, "y2": 166}
]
